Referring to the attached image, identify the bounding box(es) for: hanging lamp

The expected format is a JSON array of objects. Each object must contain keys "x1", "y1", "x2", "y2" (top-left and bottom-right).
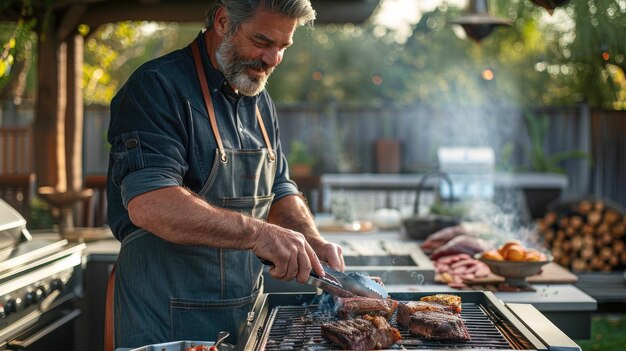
[
  {"x1": 528, "y1": 0, "x2": 572, "y2": 15},
  {"x1": 450, "y1": 0, "x2": 511, "y2": 43}
]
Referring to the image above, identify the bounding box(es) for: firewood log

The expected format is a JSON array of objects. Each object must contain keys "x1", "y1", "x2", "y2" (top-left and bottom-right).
[
  {"x1": 570, "y1": 216, "x2": 583, "y2": 229},
  {"x1": 612, "y1": 224, "x2": 625, "y2": 238},
  {"x1": 578, "y1": 200, "x2": 592, "y2": 214},
  {"x1": 587, "y1": 211, "x2": 602, "y2": 226},
  {"x1": 538, "y1": 199, "x2": 626, "y2": 272},
  {"x1": 593, "y1": 200, "x2": 605, "y2": 212}
]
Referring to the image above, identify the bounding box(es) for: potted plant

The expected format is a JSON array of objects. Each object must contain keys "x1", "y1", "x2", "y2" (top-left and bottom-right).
[
  {"x1": 287, "y1": 141, "x2": 316, "y2": 177},
  {"x1": 374, "y1": 111, "x2": 401, "y2": 173}
]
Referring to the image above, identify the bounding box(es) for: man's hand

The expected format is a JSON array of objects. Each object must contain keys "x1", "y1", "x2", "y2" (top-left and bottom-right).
[
  {"x1": 252, "y1": 224, "x2": 324, "y2": 284},
  {"x1": 309, "y1": 239, "x2": 344, "y2": 272},
  {"x1": 264, "y1": 194, "x2": 345, "y2": 282}
]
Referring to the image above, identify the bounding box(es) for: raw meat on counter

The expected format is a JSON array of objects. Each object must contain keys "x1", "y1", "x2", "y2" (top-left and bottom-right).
[
  {"x1": 434, "y1": 253, "x2": 492, "y2": 288},
  {"x1": 430, "y1": 235, "x2": 493, "y2": 260},
  {"x1": 335, "y1": 296, "x2": 398, "y2": 320},
  {"x1": 421, "y1": 225, "x2": 466, "y2": 254},
  {"x1": 407, "y1": 310, "x2": 471, "y2": 341},
  {"x1": 321, "y1": 315, "x2": 402, "y2": 351}
]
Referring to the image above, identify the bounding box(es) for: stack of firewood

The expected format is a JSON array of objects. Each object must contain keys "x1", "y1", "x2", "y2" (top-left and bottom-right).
[{"x1": 537, "y1": 199, "x2": 626, "y2": 272}]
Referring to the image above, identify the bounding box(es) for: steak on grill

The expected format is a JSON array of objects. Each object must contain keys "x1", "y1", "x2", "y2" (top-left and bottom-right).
[
  {"x1": 320, "y1": 315, "x2": 402, "y2": 351},
  {"x1": 420, "y1": 294, "x2": 462, "y2": 314},
  {"x1": 408, "y1": 310, "x2": 471, "y2": 341},
  {"x1": 396, "y1": 301, "x2": 449, "y2": 327},
  {"x1": 335, "y1": 296, "x2": 398, "y2": 320}
]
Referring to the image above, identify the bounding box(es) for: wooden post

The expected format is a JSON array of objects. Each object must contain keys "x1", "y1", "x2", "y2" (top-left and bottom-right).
[
  {"x1": 65, "y1": 33, "x2": 84, "y2": 193},
  {"x1": 34, "y1": 22, "x2": 67, "y2": 191},
  {"x1": 66, "y1": 32, "x2": 86, "y2": 225}
]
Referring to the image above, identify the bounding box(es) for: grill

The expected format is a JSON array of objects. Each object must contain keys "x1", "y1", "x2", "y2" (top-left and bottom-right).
[
  {"x1": 237, "y1": 291, "x2": 580, "y2": 351},
  {"x1": 0, "y1": 198, "x2": 86, "y2": 350}
]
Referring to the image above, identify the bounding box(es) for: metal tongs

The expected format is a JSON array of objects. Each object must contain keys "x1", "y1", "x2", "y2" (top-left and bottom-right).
[
  {"x1": 259, "y1": 257, "x2": 388, "y2": 299},
  {"x1": 309, "y1": 262, "x2": 388, "y2": 299}
]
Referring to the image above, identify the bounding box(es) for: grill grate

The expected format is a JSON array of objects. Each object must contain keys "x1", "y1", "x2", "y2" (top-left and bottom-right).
[{"x1": 259, "y1": 302, "x2": 520, "y2": 350}]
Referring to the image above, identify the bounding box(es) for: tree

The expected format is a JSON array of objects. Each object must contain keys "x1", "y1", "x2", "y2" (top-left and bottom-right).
[
  {"x1": 82, "y1": 22, "x2": 197, "y2": 105},
  {"x1": 1, "y1": 0, "x2": 625, "y2": 110}
]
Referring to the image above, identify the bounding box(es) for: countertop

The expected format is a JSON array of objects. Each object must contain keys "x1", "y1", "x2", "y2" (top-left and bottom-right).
[
  {"x1": 67, "y1": 228, "x2": 596, "y2": 340},
  {"x1": 75, "y1": 229, "x2": 597, "y2": 313}
]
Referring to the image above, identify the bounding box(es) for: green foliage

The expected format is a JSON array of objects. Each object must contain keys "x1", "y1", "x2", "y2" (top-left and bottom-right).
[
  {"x1": 521, "y1": 112, "x2": 591, "y2": 173},
  {"x1": 564, "y1": 1, "x2": 626, "y2": 109},
  {"x1": 0, "y1": 18, "x2": 36, "y2": 95},
  {"x1": 575, "y1": 314, "x2": 626, "y2": 351},
  {"x1": 0, "y1": 0, "x2": 625, "y2": 109},
  {"x1": 287, "y1": 140, "x2": 315, "y2": 165},
  {"x1": 497, "y1": 141, "x2": 516, "y2": 172},
  {"x1": 28, "y1": 195, "x2": 53, "y2": 229},
  {"x1": 83, "y1": 22, "x2": 197, "y2": 105},
  {"x1": 429, "y1": 201, "x2": 468, "y2": 218}
]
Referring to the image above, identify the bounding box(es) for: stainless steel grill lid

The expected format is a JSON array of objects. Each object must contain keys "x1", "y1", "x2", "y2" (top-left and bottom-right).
[{"x1": 0, "y1": 199, "x2": 31, "y2": 252}]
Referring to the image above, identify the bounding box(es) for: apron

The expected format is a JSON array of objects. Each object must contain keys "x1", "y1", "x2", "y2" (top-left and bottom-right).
[{"x1": 113, "y1": 38, "x2": 277, "y2": 348}]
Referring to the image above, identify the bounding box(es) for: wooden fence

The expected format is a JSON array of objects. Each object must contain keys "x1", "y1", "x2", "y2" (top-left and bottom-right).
[
  {"x1": 2, "y1": 102, "x2": 626, "y2": 211},
  {"x1": 0, "y1": 126, "x2": 32, "y2": 174}
]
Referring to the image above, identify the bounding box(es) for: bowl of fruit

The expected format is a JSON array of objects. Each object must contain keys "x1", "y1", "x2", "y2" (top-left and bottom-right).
[{"x1": 477, "y1": 240, "x2": 551, "y2": 284}]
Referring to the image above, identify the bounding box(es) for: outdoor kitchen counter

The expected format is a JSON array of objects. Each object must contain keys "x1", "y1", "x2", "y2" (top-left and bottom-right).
[{"x1": 79, "y1": 230, "x2": 597, "y2": 340}]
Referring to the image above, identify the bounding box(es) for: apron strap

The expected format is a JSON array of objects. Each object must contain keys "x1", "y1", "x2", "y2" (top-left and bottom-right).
[
  {"x1": 104, "y1": 264, "x2": 116, "y2": 351},
  {"x1": 256, "y1": 106, "x2": 276, "y2": 162},
  {"x1": 191, "y1": 39, "x2": 227, "y2": 163},
  {"x1": 191, "y1": 38, "x2": 276, "y2": 163}
]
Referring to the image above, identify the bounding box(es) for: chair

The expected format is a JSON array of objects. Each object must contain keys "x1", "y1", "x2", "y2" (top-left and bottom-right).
[
  {"x1": 0, "y1": 173, "x2": 36, "y2": 221},
  {"x1": 83, "y1": 175, "x2": 108, "y2": 227}
]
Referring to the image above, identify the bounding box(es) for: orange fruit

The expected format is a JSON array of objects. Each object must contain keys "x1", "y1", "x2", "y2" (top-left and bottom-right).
[
  {"x1": 499, "y1": 240, "x2": 523, "y2": 255},
  {"x1": 505, "y1": 246, "x2": 525, "y2": 261},
  {"x1": 481, "y1": 250, "x2": 504, "y2": 261},
  {"x1": 523, "y1": 250, "x2": 541, "y2": 262}
]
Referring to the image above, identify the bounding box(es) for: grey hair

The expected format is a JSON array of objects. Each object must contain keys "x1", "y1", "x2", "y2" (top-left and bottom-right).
[{"x1": 204, "y1": 0, "x2": 316, "y2": 35}]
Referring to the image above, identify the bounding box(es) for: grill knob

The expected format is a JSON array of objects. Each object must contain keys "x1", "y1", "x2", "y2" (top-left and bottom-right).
[
  {"x1": 24, "y1": 291, "x2": 35, "y2": 306},
  {"x1": 36, "y1": 286, "x2": 47, "y2": 299},
  {"x1": 5, "y1": 298, "x2": 22, "y2": 314},
  {"x1": 50, "y1": 278, "x2": 64, "y2": 291},
  {"x1": 27, "y1": 288, "x2": 45, "y2": 304}
]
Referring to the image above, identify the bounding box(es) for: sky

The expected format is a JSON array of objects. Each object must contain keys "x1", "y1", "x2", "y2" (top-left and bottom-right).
[{"x1": 372, "y1": 0, "x2": 465, "y2": 41}]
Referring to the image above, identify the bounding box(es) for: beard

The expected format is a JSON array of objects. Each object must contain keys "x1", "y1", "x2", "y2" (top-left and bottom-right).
[{"x1": 216, "y1": 35, "x2": 274, "y2": 96}]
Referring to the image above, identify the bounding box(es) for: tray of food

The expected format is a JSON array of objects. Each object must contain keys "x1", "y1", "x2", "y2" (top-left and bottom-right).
[{"x1": 118, "y1": 340, "x2": 234, "y2": 351}]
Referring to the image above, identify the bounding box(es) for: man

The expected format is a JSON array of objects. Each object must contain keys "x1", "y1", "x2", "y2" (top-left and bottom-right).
[{"x1": 107, "y1": 0, "x2": 344, "y2": 347}]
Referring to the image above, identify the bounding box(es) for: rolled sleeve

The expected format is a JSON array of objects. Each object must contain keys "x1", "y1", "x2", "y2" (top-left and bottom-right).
[
  {"x1": 109, "y1": 69, "x2": 189, "y2": 207},
  {"x1": 272, "y1": 179, "x2": 300, "y2": 201},
  {"x1": 121, "y1": 168, "x2": 182, "y2": 208}
]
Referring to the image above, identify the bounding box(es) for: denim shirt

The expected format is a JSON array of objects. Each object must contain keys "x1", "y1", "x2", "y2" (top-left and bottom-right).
[{"x1": 107, "y1": 32, "x2": 298, "y2": 242}]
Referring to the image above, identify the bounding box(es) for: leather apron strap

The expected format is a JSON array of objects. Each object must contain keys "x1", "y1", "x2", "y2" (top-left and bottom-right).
[
  {"x1": 104, "y1": 264, "x2": 116, "y2": 351},
  {"x1": 191, "y1": 39, "x2": 275, "y2": 162}
]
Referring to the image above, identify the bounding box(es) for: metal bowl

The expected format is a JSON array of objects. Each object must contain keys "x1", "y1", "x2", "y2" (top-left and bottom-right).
[{"x1": 477, "y1": 254, "x2": 552, "y2": 279}]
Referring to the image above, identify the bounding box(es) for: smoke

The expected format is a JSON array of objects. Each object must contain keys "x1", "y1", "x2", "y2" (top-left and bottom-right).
[{"x1": 462, "y1": 193, "x2": 544, "y2": 250}]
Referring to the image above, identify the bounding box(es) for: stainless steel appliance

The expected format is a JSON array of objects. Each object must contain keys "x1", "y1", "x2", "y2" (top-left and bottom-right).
[
  {"x1": 237, "y1": 291, "x2": 581, "y2": 350},
  {"x1": 263, "y1": 239, "x2": 435, "y2": 294},
  {"x1": 340, "y1": 239, "x2": 435, "y2": 284},
  {"x1": 0, "y1": 199, "x2": 85, "y2": 350}
]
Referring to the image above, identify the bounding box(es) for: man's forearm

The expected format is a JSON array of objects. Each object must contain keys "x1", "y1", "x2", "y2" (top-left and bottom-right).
[
  {"x1": 127, "y1": 186, "x2": 268, "y2": 249},
  {"x1": 268, "y1": 194, "x2": 325, "y2": 246}
]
